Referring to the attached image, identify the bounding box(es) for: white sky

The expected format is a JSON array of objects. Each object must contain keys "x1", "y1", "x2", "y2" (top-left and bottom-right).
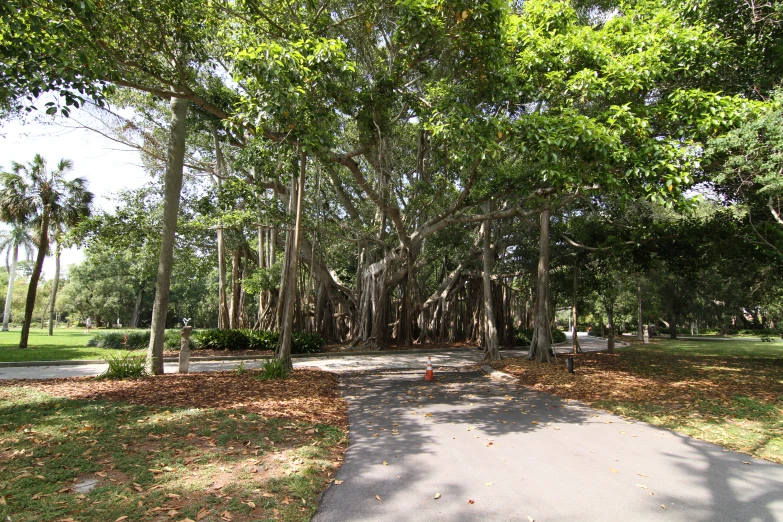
[{"x1": 0, "y1": 110, "x2": 150, "y2": 278}]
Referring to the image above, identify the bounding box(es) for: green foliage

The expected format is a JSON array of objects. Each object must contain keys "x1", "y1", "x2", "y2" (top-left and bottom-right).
[
  {"x1": 99, "y1": 352, "x2": 148, "y2": 379},
  {"x1": 291, "y1": 331, "x2": 324, "y2": 354},
  {"x1": 515, "y1": 328, "x2": 534, "y2": 346},
  {"x1": 246, "y1": 329, "x2": 279, "y2": 350},
  {"x1": 88, "y1": 331, "x2": 147, "y2": 350},
  {"x1": 257, "y1": 358, "x2": 290, "y2": 380},
  {"x1": 551, "y1": 329, "x2": 566, "y2": 343},
  {"x1": 194, "y1": 329, "x2": 250, "y2": 351}
]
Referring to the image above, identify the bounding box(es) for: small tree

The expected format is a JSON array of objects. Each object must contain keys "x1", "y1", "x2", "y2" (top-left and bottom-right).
[
  {"x1": 0, "y1": 155, "x2": 92, "y2": 348},
  {"x1": 0, "y1": 224, "x2": 36, "y2": 330}
]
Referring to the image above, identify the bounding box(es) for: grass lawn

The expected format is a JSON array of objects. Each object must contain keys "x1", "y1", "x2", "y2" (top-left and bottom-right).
[
  {"x1": 0, "y1": 368, "x2": 347, "y2": 522},
  {"x1": 491, "y1": 338, "x2": 783, "y2": 464},
  {"x1": 0, "y1": 328, "x2": 132, "y2": 363}
]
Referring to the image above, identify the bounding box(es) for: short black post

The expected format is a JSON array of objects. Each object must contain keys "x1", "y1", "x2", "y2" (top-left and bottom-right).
[{"x1": 566, "y1": 356, "x2": 574, "y2": 374}]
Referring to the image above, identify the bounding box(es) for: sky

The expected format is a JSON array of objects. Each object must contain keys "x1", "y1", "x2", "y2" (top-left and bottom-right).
[{"x1": 0, "y1": 110, "x2": 150, "y2": 278}]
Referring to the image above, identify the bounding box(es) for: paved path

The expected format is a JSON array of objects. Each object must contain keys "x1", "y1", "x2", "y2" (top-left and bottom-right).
[
  {"x1": 0, "y1": 336, "x2": 609, "y2": 380},
  {"x1": 315, "y1": 369, "x2": 783, "y2": 522}
]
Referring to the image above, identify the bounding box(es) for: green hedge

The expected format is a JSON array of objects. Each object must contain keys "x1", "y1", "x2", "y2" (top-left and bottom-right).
[
  {"x1": 515, "y1": 328, "x2": 566, "y2": 345},
  {"x1": 87, "y1": 330, "x2": 189, "y2": 350}
]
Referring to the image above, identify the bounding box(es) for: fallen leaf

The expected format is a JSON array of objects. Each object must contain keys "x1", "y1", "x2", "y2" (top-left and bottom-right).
[
  {"x1": 333, "y1": 480, "x2": 344, "y2": 485},
  {"x1": 115, "y1": 517, "x2": 129, "y2": 522},
  {"x1": 383, "y1": 461, "x2": 388, "y2": 465},
  {"x1": 372, "y1": 433, "x2": 379, "y2": 437},
  {"x1": 637, "y1": 473, "x2": 648, "y2": 478},
  {"x1": 434, "y1": 492, "x2": 441, "y2": 499},
  {"x1": 245, "y1": 501, "x2": 256, "y2": 509},
  {"x1": 485, "y1": 482, "x2": 493, "y2": 486},
  {"x1": 636, "y1": 484, "x2": 648, "y2": 489},
  {"x1": 375, "y1": 495, "x2": 381, "y2": 501},
  {"x1": 661, "y1": 504, "x2": 666, "y2": 510},
  {"x1": 468, "y1": 499, "x2": 475, "y2": 504},
  {"x1": 195, "y1": 508, "x2": 209, "y2": 520},
  {"x1": 741, "y1": 461, "x2": 751, "y2": 465},
  {"x1": 220, "y1": 511, "x2": 233, "y2": 521}
]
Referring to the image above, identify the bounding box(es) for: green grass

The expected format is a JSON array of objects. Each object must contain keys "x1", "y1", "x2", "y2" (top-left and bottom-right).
[
  {"x1": 620, "y1": 336, "x2": 783, "y2": 358},
  {"x1": 0, "y1": 387, "x2": 345, "y2": 521},
  {"x1": 0, "y1": 328, "x2": 135, "y2": 362}
]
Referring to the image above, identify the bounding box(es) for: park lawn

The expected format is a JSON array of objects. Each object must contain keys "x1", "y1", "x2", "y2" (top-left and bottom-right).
[
  {"x1": 0, "y1": 328, "x2": 133, "y2": 362},
  {"x1": 0, "y1": 368, "x2": 347, "y2": 522},
  {"x1": 490, "y1": 338, "x2": 783, "y2": 464}
]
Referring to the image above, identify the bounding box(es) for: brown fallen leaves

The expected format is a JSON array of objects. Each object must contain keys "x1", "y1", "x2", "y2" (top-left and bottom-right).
[{"x1": 0, "y1": 367, "x2": 347, "y2": 428}]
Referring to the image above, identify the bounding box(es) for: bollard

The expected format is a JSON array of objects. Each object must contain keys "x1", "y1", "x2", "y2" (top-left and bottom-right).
[
  {"x1": 179, "y1": 326, "x2": 193, "y2": 374},
  {"x1": 566, "y1": 356, "x2": 574, "y2": 374},
  {"x1": 643, "y1": 325, "x2": 650, "y2": 345}
]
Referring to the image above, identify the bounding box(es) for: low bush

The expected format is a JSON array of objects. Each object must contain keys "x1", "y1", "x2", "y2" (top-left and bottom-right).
[
  {"x1": 194, "y1": 329, "x2": 250, "y2": 351},
  {"x1": 515, "y1": 328, "x2": 534, "y2": 346},
  {"x1": 100, "y1": 352, "x2": 148, "y2": 379},
  {"x1": 246, "y1": 329, "x2": 278, "y2": 350},
  {"x1": 257, "y1": 358, "x2": 290, "y2": 380},
  {"x1": 291, "y1": 331, "x2": 324, "y2": 354},
  {"x1": 551, "y1": 329, "x2": 566, "y2": 343},
  {"x1": 87, "y1": 331, "x2": 149, "y2": 350}
]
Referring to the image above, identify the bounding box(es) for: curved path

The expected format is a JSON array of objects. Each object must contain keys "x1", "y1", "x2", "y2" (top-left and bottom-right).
[{"x1": 314, "y1": 368, "x2": 783, "y2": 522}]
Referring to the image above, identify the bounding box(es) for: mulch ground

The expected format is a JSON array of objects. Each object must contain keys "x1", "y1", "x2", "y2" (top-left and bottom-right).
[
  {"x1": 0, "y1": 367, "x2": 348, "y2": 428},
  {"x1": 491, "y1": 350, "x2": 783, "y2": 406}
]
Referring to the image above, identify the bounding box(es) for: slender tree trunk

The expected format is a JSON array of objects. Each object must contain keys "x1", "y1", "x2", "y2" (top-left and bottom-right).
[
  {"x1": 637, "y1": 284, "x2": 643, "y2": 341},
  {"x1": 607, "y1": 304, "x2": 615, "y2": 354},
  {"x1": 229, "y1": 249, "x2": 241, "y2": 328},
  {"x1": 528, "y1": 208, "x2": 552, "y2": 363},
  {"x1": 131, "y1": 287, "x2": 143, "y2": 327},
  {"x1": 669, "y1": 310, "x2": 678, "y2": 339},
  {"x1": 276, "y1": 150, "x2": 306, "y2": 370},
  {"x1": 48, "y1": 243, "x2": 61, "y2": 335},
  {"x1": 481, "y1": 211, "x2": 500, "y2": 362},
  {"x1": 20, "y1": 207, "x2": 50, "y2": 348},
  {"x1": 146, "y1": 95, "x2": 188, "y2": 374},
  {"x1": 213, "y1": 129, "x2": 230, "y2": 330},
  {"x1": 572, "y1": 262, "x2": 582, "y2": 354},
  {"x1": 2, "y1": 244, "x2": 18, "y2": 331}
]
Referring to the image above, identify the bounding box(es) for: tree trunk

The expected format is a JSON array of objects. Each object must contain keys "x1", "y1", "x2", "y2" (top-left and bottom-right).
[
  {"x1": 2, "y1": 244, "x2": 18, "y2": 331},
  {"x1": 131, "y1": 287, "x2": 143, "y2": 327},
  {"x1": 572, "y1": 262, "x2": 582, "y2": 354},
  {"x1": 48, "y1": 243, "x2": 61, "y2": 336},
  {"x1": 19, "y1": 207, "x2": 50, "y2": 348},
  {"x1": 669, "y1": 310, "x2": 678, "y2": 339},
  {"x1": 481, "y1": 211, "x2": 500, "y2": 362},
  {"x1": 229, "y1": 249, "x2": 241, "y2": 328},
  {"x1": 146, "y1": 95, "x2": 188, "y2": 374},
  {"x1": 637, "y1": 284, "x2": 643, "y2": 341},
  {"x1": 607, "y1": 304, "x2": 615, "y2": 354},
  {"x1": 276, "y1": 150, "x2": 306, "y2": 370},
  {"x1": 213, "y1": 129, "x2": 230, "y2": 330},
  {"x1": 528, "y1": 208, "x2": 552, "y2": 363}
]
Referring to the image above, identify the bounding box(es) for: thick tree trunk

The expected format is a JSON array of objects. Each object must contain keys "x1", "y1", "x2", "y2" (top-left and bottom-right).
[
  {"x1": 669, "y1": 310, "x2": 678, "y2": 339},
  {"x1": 2, "y1": 244, "x2": 18, "y2": 331},
  {"x1": 637, "y1": 284, "x2": 643, "y2": 341},
  {"x1": 20, "y1": 207, "x2": 50, "y2": 348},
  {"x1": 481, "y1": 213, "x2": 500, "y2": 362},
  {"x1": 48, "y1": 244, "x2": 61, "y2": 336},
  {"x1": 131, "y1": 287, "x2": 143, "y2": 327},
  {"x1": 528, "y1": 208, "x2": 552, "y2": 363},
  {"x1": 146, "y1": 95, "x2": 188, "y2": 375},
  {"x1": 276, "y1": 150, "x2": 306, "y2": 370}
]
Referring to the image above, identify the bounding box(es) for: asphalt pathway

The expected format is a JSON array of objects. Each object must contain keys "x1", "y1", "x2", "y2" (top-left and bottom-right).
[{"x1": 315, "y1": 369, "x2": 783, "y2": 522}]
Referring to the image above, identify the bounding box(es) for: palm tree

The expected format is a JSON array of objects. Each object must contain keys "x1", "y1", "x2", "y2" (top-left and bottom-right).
[
  {"x1": 0, "y1": 224, "x2": 36, "y2": 331},
  {"x1": 0, "y1": 154, "x2": 93, "y2": 348}
]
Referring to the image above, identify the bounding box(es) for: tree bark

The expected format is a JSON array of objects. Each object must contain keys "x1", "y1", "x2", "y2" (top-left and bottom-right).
[
  {"x1": 276, "y1": 150, "x2": 306, "y2": 370},
  {"x1": 481, "y1": 211, "x2": 500, "y2": 362},
  {"x1": 214, "y1": 129, "x2": 230, "y2": 330},
  {"x1": 572, "y1": 262, "x2": 582, "y2": 354},
  {"x1": 131, "y1": 287, "x2": 143, "y2": 327},
  {"x1": 229, "y1": 249, "x2": 241, "y2": 328},
  {"x1": 607, "y1": 304, "x2": 615, "y2": 354},
  {"x1": 2, "y1": 244, "x2": 18, "y2": 331},
  {"x1": 637, "y1": 283, "x2": 643, "y2": 341},
  {"x1": 19, "y1": 206, "x2": 50, "y2": 348},
  {"x1": 48, "y1": 242, "x2": 61, "y2": 335},
  {"x1": 146, "y1": 95, "x2": 188, "y2": 374},
  {"x1": 528, "y1": 208, "x2": 553, "y2": 363}
]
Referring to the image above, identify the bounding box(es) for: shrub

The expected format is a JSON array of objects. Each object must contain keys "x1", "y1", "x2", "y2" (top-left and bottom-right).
[
  {"x1": 257, "y1": 358, "x2": 290, "y2": 380},
  {"x1": 291, "y1": 331, "x2": 324, "y2": 354},
  {"x1": 551, "y1": 329, "x2": 566, "y2": 343},
  {"x1": 515, "y1": 328, "x2": 534, "y2": 346},
  {"x1": 100, "y1": 352, "x2": 148, "y2": 379},
  {"x1": 87, "y1": 331, "x2": 149, "y2": 350},
  {"x1": 246, "y1": 329, "x2": 278, "y2": 350},
  {"x1": 194, "y1": 329, "x2": 250, "y2": 351}
]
